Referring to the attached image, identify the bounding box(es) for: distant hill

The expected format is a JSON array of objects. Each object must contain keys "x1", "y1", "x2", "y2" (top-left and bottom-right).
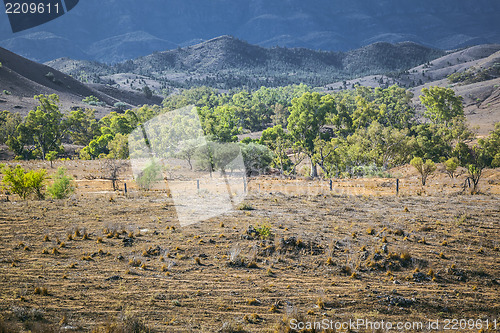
[
  {"x1": 324, "y1": 44, "x2": 500, "y2": 135},
  {"x1": 47, "y1": 36, "x2": 445, "y2": 90},
  {"x1": 0, "y1": 47, "x2": 162, "y2": 118},
  {"x1": 1, "y1": 0, "x2": 499, "y2": 63}
]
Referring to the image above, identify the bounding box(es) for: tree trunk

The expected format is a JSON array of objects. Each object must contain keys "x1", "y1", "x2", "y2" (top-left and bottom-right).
[{"x1": 310, "y1": 157, "x2": 318, "y2": 178}]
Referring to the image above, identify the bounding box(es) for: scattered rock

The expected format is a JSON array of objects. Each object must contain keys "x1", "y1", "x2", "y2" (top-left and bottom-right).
[
  {"x1": 447, "y1": 268, "x2": 467, "y2": 282},
  {"x1": 283, "y1": 237, "x2": 297, "y2": 246},
  {"x1": 105, "y1": 275, "x2": 122, "y2": 281},
  {"x1": 122, "y1": 238, "x2": 134, "y2": 247},
  {"x1": 413, "y1": 272, "x2": 430, "y2": 282},
  {"x1": 387, "y1": 296, "x2": 415, "y2": 307}
]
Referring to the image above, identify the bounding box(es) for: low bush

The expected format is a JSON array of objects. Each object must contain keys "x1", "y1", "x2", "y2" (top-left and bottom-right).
[
  {"x1": 47, "y1": 167, "x2": 75, "y2": 199},
  {"x1": 0, "y1": 165, "x2": 47, "y2": 199}
]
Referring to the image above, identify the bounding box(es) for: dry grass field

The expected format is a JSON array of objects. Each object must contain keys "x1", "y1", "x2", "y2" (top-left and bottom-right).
[{"x1": 0, "y1": 160, "x2": 499, "y2": 332}]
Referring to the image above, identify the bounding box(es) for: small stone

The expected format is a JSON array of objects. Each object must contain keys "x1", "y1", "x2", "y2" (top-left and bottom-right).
[{"x1": 105, "y1": 275, "x2": 122, "y2": 281}]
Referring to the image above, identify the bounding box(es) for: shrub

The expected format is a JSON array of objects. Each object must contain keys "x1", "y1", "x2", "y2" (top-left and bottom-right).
[
  {"x1": 0, "y1": 165, "x2": 47, "y2": 199},
  {"x1": 114, "y1": 102, "x2": 128, "y2": 112},
  {"x1": 136, "y1": 160, "x2": 163, "y2": 190},
  {"x1": 82, "y1": 95, "x2": 106, "y2": 107},
  {"x1": 90, "y1": 315, "x2": 151, "y2": 333},
  {"x1": 352, "y1": 164, "x2": 392, "y2": 178},
  {"x1": 237, "y1": 202, "x2": 254, "y2": 211},
  {"x1": 410, "y1": 157, "x2": 436, "y2": 186},
  {"x1": 47, "y1": 167, "x2": 75, "y2": 199},
  {"x1": 45, "y1": 72, "x2": 55, "y2": 82},
  {"x1": 444, "y1": 157, "x2": 459, "y2": 178},
  {"x1": 255, "y1": 223, "x2": 272, "y2": 239}
]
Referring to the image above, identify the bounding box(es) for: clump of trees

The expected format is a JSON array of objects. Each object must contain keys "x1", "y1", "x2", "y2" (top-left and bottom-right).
[{"x1": 1, "y1": 84, "x2": 499, "y2": 194}]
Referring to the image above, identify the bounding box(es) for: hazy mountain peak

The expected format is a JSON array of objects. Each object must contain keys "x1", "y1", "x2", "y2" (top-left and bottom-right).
[{"x1": 1, "y1": 0, "x2": 499, "y2": 63}]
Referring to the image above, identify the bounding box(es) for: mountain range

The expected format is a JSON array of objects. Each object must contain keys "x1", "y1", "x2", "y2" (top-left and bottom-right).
[
  {"x1": 1, "y1": 0, "x2": 500, "y2": 63},
  {"x1": 46, "y1": 36, "x2": 446, "y2": 90},
  {"x1": 1, "y1": 39, "x2": 499, "y2": 136}
]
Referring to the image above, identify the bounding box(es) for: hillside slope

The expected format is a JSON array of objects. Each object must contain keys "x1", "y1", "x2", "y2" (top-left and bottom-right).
[
  {"x1": 0, "y1": 47, "x2": 161, "y2": 118},
  {"x1": 325, "y1": 44, "x2": 500, "y2": 135},
  {"x1": 47, "y1": 36, "x2": 445, "y2": 90}
]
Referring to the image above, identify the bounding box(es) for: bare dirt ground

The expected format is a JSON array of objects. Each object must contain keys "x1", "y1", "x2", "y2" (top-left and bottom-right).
[{"x1": 0, "y1": 160, "x2": 499, "y2": 332}]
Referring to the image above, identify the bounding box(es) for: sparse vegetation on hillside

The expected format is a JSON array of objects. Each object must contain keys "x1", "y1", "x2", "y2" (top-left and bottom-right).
[
  {"x1": 49, "y1": 38, "x2": 444, "y2": 90},
  {"x1": 448, "y1": 63, "x2": 500, "y2": 85}
]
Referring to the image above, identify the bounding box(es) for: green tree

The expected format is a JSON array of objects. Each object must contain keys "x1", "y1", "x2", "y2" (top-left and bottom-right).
[
  {"x1": 460, "y1": 129, "x2": 499, "y2": 193},
  {"x1": 410, "y1": 157, "x2": 436, "y2": 186},
  {"x1": 194, "y1": 142, "x2": 216, "y2": 177},
  {"x1": 176, "y1": 138, "x2": 201, "y2": 170},
  {"x1": 239, "y1": 142, "x2": 274, "y2": 177},
  {"x1": 198, "y1": 105, "x2": 241, "y2": 142},
  {"x1": 0, "y1": 165, "x2": 31, "y2": 199},
  {"x1": 212, "y1": 142, "x2": 241, "y2": 175},
  {"x1": 373, "y1": 85, "x2": 416, "y2": 129},
  {"x1": 270, "y1": 103, "x2": 289, "y2": 127},
  {"x1": 142, "y1": 86, "x2": 153, "y2": 99},
  {"x1": 349, "y1": 121, "x2": 411, "y2": 169},
  {"x1": 114, "y1": 102, "x2": 128, "y2": 112},
  {"x1": 107, "y1": 133, "x2": 129, "y2": 159},
  {"x1": 66, "y1": 108, "x2": 100, "y2": 146},
  {"x1": 351, "y1": 95, "x2": 382, "y2": 130},
  {"x1": 478, "y1": 122, "x2": 500, "y2": 167},
  {"x1": 82, "y1": 95, "x2": 105, "y2": 106},
  {"x1": 313, "y1": 138, "x2": 339, "y2": 178},
  {"x1": 17, "y1": 94, "x2": 67, "y2": 160},
  {"x1": 79, "y1": 111, "x2": 136, "y2": 160},
  {"x1": 410, "y1": 123, "x2": 453, "y2": 161},
  {"x1": 463, "y1": 145, "x2": 491, "y2": 194},
  {"x1": 46, "y1": 151, "x2": 58, "y2": 168},
  {"x1": 329, "y1": 99, "x2": 353, "y2": 138},
  {"x1": 0, "y1": 111, "x2": 21, "y2": 145},
  {"x1": 260, "y1": 125, "x2": 291, "y2": 175},
  {"x1": 287, "y1": 92, "x2": 336, "y2": 177},
  {"x1": 443, "y1": 157, "x2": 459, "y2": 178},
  {"x1": 420, "y1": 86, "x2": 464, "y2": 126},
  {"x1": 80, "y1": 134, "x2": 114, "y2": 160}
]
